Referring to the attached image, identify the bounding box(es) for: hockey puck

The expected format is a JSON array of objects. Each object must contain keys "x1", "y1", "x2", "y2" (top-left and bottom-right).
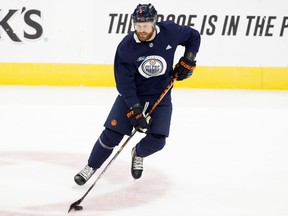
[{"x1": 74, "y1": 205, "x2": 83, "y2": 211}]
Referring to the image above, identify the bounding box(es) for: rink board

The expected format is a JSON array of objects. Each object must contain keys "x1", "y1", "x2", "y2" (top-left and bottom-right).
[
  {"x1": 0, "y1": 63, "x2": 287, "y2": 90},
  {"x1": 1, "y1": 0, "x2": 288, "y2": 89}
]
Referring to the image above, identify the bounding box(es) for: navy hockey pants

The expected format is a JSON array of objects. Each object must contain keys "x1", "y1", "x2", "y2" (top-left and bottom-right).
[{"x1": 88, "y1": 94, "x2": 172, "y2": 169}]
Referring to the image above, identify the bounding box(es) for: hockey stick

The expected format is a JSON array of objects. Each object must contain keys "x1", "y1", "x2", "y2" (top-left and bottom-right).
[{"x1": 68, "y1": 76, "x2": 177, "y2": 213}]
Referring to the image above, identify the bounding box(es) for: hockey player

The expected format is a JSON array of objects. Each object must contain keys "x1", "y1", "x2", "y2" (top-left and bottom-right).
[{"x1": 74, "y1": 3, "x2": 201, "y2": 185}]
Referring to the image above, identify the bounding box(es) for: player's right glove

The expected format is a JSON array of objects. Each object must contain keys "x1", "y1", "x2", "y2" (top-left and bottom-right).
[
  {"x1": 126, "y1": 103, "x2": 151, "y2": 133},
  {"x1": 170, "y1": 56, "x2": 196, "y2": 81}
]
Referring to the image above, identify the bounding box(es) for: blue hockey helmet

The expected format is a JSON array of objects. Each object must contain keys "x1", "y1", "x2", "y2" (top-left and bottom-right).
[{"x1": 132, "y1": 3, "x2": 157, "y2": 23}]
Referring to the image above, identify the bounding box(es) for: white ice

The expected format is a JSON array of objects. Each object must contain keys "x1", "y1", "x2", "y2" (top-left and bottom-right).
[{"x1": 0, "y1": 86, "x2": 288, "y2": 216}]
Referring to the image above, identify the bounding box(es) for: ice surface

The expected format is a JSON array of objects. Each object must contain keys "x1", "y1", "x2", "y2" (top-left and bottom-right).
[{"x1": 0, "y1": 86, "x2": 288, "y2": 216}]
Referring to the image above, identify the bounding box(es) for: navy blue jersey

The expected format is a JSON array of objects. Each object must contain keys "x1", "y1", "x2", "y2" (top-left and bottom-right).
[{"x1": 114, "y1": 21, "x2": 201, "y2": 108}]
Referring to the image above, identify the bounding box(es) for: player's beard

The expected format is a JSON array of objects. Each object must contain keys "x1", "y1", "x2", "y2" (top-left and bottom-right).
[{"x1": 136, "y1": 28, "x2": 155, "y2": 42}]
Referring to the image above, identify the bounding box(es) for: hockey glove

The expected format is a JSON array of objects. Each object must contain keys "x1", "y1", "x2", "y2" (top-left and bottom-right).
[
  {"x1": 127, "y1": 103, "x2": 151, "y2": 133},
  {"x1": 170, "y1": 56, "x2": 196, "y2": 81}
]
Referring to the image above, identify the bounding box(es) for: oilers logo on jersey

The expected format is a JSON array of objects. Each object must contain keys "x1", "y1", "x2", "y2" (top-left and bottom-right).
[{"x1": 138, "y1": 55, "x2": 167, "y2": 78}]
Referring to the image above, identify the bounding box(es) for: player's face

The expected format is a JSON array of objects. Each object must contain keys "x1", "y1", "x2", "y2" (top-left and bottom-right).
[{"x1": 134, "y1": 22, "x2": 155, "y2": 42}]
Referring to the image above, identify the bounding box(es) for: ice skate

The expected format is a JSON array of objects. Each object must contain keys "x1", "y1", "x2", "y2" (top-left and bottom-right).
[
  {"x1": 74, "y1": 165, "x2": 96, "y2": 185},
  {"x1": 131, "y1": 147, "x2": 143, "y2": 179}
]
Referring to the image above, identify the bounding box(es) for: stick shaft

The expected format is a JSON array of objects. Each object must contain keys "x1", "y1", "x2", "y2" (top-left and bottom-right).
[
  {"x1": 69, "y1": 77, "x2": 176, "y2": 210},
  {"x1": 148, "y1": 77, "x2": 177, "y2": 116}
]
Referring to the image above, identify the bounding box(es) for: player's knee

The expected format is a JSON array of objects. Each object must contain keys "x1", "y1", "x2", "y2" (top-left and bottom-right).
[
  {"x1": 146, "y1": 133, "x2": 166, "y2": 152},
  {"x1": 151, "y1": 133, "x2": 166, "y2": 151},
  {"x1": 136, "y1": 133, "x2": 166, "y2": 157},
  {"x1": 100, "y1": 128, "x2": 124, "y2": 148}
]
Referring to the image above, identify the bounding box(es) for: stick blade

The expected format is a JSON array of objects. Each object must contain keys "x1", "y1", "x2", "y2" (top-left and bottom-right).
[{"x1": 68, "y1": 199, "x2": 81, "y2": 213}]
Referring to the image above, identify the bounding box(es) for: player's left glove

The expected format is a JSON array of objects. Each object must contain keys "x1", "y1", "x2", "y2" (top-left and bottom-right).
[{"x1": 170, "y1": 56, "x2": 196, "y2": 81}]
